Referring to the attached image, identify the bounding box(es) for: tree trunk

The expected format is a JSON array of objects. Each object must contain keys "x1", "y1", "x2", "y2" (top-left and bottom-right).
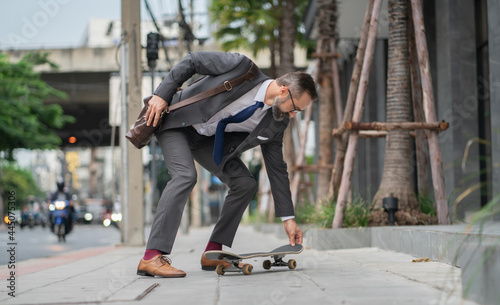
[
  {"x1": 279, "y1": 0, "x2": 295, "y2": 75},
  {"x1": 372, "y1": 0, "x2": 418, "y2": 218},
  {"x1": 317, "y1": 71, "x2": 335, "y2": 203},
  {"x1": 269, "y1": 39, "x2": 277, "y2": 79},
  {"x1": 316, "y1": 0, "x2": 338, "y2": 203},
  {"x1": 279, "y1": 0, "x2": 296, "y2": 181}
]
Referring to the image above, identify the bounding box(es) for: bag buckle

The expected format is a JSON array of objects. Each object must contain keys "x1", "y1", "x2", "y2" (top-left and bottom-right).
[{"x1": 224, "y1": 81, "x2": 232, "y2": 91}]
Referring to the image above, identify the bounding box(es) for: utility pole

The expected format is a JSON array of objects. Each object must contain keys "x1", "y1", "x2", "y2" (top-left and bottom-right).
[
  {"x1": 146, "y1": 32, "x2": 160, "y2": 225},
  {"x1": 121, "y1": 0, "x2": 144, "y2": 246}
]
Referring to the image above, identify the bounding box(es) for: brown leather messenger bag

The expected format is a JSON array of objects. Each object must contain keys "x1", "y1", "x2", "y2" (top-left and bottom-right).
[{"x1": 166, "y1": 61, "x2": 259, "y2": 113}]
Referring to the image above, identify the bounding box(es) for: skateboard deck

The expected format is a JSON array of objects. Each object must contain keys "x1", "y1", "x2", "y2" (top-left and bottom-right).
[{"x1": 205, "y1": 244, "x2": 303, "y2": 275}]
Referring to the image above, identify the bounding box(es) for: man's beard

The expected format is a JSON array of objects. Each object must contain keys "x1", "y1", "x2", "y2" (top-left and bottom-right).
[{"x1": 272, "y1": 96, "x2": 290, "y2": 121}]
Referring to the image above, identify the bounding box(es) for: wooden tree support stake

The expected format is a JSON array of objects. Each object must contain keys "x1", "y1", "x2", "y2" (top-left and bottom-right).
[
  {"x1": 293, "y1": 164, "x2": 334, "y2": 173},
  {"x1": 345, "y1": 121, "x2": 449, "y2": 131},
  {"x1": 312, "y1": 52, "x2": 341, "y2": 59},
  {"x1": 358, "y1": 130, "x2": 422, "y2": 138},
  {"x1": 411, "y1": 0, "x2": 450, "y2": 224},
  {"x1": 408, "y1": 2, "x2": 429, "y2": 196},
  {"x1": 334, "y1": 121, "x2": 448, "y2": 136},
  {"x1": 359, "y1": 130, "x2": 387, "y2": 138}
]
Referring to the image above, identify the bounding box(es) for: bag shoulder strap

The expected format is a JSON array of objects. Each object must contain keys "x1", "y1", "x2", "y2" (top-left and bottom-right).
[{"x1": 165, "y1": 62, "x2": 259, "y2": 113}]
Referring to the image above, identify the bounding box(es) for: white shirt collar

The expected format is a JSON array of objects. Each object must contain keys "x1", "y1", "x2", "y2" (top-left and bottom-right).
[{"x1": 255, "y1": 79, "x2": 274, "y2": 110}]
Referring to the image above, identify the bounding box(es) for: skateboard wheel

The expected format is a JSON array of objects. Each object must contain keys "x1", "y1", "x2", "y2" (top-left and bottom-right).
[
  {"x1": 242, "y1": 264, "x2": 253, "y2": 275},
  {"x1": 287, "y1": 259, "x2": 297, "y2": 270},
  {"x1": 263, "y1": 260, "x2": 272, "y2": 270},
  {"x1": 216, "y1": 265, "x2": 226, "y2": 275}
]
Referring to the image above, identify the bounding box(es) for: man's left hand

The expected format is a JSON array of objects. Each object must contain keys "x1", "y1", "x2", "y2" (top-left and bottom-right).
[
  {"x1": 283, "y1": 219, "x2": 303, "y2": 246},
  {"x1": 145, "y1": 95, "x2": 168, "y2": 127}
]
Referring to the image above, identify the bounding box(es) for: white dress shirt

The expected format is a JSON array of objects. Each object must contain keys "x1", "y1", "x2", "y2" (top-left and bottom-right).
[{"x1": 192, "y1": 79, "x2": 273, "y2": 136}]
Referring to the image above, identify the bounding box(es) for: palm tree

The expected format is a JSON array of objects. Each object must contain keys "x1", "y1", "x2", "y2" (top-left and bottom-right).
[
  {"x1": 371, "y1": 0, "x2": 419, "y2": 221},
  {"x1": 210, "y1": 0, "x2": 280, "y2": 76},
  {"x1": 210, "y1": 0, "x2": 311, "y2": 77}
]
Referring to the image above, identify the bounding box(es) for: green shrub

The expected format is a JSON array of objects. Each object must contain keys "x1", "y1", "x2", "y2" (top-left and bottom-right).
[
  {"x1": 343, "y1": 195, "x2": 370, "y2": 228},
  {"x1": 417, "y1": 192, "x2": 437, "y2": 216},
  {"x1": 295, "y1": 196, "x2": 370, "y2": 228}
]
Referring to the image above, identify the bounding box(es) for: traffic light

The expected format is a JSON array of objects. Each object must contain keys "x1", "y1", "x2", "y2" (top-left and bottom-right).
[{"x1": 146, "y1": 32, "x2": 160, "y2": 67}]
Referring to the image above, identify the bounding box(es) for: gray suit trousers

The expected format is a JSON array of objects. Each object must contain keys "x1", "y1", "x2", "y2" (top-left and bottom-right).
[{"x1": 146, "y1": 128, "x2": 258, "y2": 254}]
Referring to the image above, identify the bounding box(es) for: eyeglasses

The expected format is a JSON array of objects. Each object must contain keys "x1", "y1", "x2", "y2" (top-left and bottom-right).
[{"x1": 288, "y1": 89, "x2": 302, "y2": 113}]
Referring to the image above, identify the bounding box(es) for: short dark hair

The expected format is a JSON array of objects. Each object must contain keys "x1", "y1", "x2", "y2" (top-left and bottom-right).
[{"x1": 275, "y1": 72, "x2": 318, "y2": 102}]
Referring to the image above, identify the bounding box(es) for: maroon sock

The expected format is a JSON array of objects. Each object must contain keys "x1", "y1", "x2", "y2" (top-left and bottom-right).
[
  {"x1": 204, "y1": 241, "x2": 222, "y2": 252},
  {"x1": 143, "y1": 249, "x2": 163, "y2": 260}
]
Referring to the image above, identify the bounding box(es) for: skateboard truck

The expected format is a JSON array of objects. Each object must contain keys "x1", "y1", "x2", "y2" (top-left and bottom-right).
[
  {"x1": 262, "y1": 255, "x2": 297, "y2": 270},
  {"x1": 216, "y1": 261, "x2": 253, "y2": 275}
]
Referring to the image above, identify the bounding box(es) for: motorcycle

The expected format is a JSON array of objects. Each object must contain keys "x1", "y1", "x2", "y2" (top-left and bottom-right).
[{"x1": 49, "y1": 200, "x2": 73, "y2": 242}]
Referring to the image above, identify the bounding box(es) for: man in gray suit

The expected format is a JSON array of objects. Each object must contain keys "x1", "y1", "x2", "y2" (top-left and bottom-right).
[{"x1": 136, "y1": 51, "x2": 318, "y2": 277}]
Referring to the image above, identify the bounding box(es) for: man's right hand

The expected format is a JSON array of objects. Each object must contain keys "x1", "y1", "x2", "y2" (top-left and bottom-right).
[
  {"x1": 145, "y1": 95, "x2": 168, "y2": 127},
  {"x1": 283, "y1": 219, "x2": 303, "y2": 246}
]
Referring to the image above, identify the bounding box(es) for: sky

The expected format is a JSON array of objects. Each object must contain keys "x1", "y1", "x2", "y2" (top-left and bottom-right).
[{"x1": 0, "y1": 0, "x2": 206, "y2": 50}]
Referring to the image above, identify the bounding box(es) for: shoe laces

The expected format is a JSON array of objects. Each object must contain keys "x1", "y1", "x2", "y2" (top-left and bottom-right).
[{"x1": 159, "y1": 255, "x2": 172, "y2": 266}]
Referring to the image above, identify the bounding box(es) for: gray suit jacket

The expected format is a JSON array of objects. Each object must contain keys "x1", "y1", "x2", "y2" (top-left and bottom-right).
[{"x1": 154, "y1": 51, "x2": 293, "y2": 217}]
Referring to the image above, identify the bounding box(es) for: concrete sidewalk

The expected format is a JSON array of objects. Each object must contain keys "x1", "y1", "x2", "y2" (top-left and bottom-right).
[{"x1": 0, "y1": 225, "x2": 478, "y2": 305}]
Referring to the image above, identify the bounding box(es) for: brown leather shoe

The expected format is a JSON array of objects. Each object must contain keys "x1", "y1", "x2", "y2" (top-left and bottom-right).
[
  {"x1": 137, "y1": 255, "x2": 186, "y2": 278},
  {"x1": 201, "y1": 252, "x2": 230, "y2": 271}
]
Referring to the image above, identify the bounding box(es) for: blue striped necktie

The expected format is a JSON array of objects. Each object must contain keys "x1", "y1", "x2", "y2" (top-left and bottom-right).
[{"x1": 213, "y1": 101, "x2": 264, "y2": 165}]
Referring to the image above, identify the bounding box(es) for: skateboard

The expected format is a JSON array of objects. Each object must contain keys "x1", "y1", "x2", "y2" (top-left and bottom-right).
[{"x1": 204, "y1": 244, "x2": 303, "y2": 275}]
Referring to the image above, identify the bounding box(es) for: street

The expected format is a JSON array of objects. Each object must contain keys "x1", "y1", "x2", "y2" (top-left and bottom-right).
[{"x1": 0, "y1": 224, "x2": 121, "y2": 265}]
